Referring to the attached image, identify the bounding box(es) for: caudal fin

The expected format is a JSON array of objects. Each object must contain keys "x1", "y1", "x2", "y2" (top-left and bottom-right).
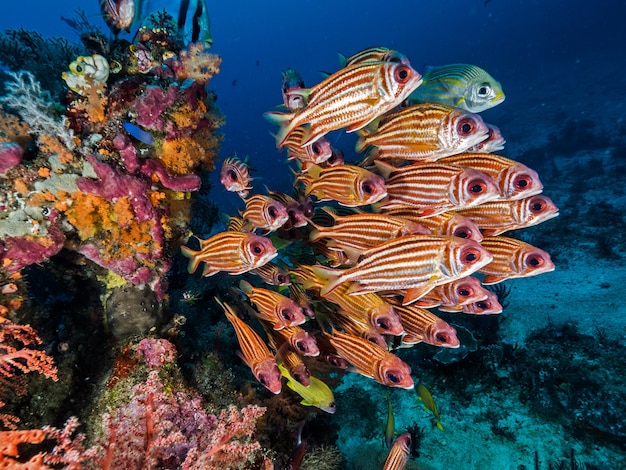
[{"x1": 180, "y1": 245, "x2": 201, "y2": 274}]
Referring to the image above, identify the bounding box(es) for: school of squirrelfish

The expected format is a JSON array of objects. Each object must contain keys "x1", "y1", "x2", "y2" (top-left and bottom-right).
[{"x1": 183, "y1": 46, "x2": 557, "y2": 464}]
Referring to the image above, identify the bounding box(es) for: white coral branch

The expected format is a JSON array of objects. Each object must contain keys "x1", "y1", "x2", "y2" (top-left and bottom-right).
[{"x1": 0, "y1": 70, "x2": 75, "y2": 150}]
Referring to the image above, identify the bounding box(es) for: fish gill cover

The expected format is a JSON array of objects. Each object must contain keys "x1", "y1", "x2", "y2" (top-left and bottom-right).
[{"x1": 0, "y1": 1, "x2": 625, "y2": 469}]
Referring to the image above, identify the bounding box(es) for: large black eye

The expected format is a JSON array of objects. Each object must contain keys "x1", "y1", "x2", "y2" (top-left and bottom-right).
[
  {"x1": 530, "y1": 198, "x2": 547, "y2": 212},
  {"x1": 280, "y1": 308, "x2": 294, "y2": 321},
  {"x1": 462, "y1": 248, "x2": 480, "y2": 263},
  {"x1": 476, "y1": 301, "x2": 489, "y2": 309},
  {"x1": 296, "y1": 341, "x2": 306, "y2": 353},
  {"x1": 436, "y1": 334, "x2": 448, "y2": 343},
  {"x1": 394, "y1": 66, "x2": 411, "y2": 83},
  {"x1": 469, "y1": 179, "x2": 487, "y2": 194},
  {"x1": 251, "y1": 242, "x2": 264, "y2": 255},
  {"x1": 478, "y1": 85, "x2": 489, "y2": 95},
  {"x1": 386, "y1": 371, "x2": 401, "y2": 384},
  {"x1": 362, "y1": 181, "x2": 374, "y2": 194},
  {"x1": 515, "y1": 175, "x2": 530, "y2": 189},
  {"x1": 268, "y1": 206, "x2": 277, "y2": 218},
  {"x1": 458, "y1": 119, "x2": 474, "y2": 135},
  {"x1": 376, "y1": 318, "x2": 390, "y2": 331},
  {"x1": 312, "y1": 142, "x2": 322, "y2": 155},
  {"x1": 228, "y1": 169, "x2": 238, "y2": 181},
  {"x1": 454, "y1": 227, "x2": 471, "y2": 239},
  {"x1": 527, "y1": 255, "x2": 544, "y2": 267},
  {"x1": 458, "y1": 288, "x2": 471, "y2": 297},
  {"x1": 258, "y1": 375, "x2": 268, "y2": 386}
]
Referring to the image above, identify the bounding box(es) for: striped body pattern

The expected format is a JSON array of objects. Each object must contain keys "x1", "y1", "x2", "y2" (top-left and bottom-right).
[
  {"x1": 340, "y1": 46, "x2": 410, "y2": 68},
  {"x1": 440, "y1": 153, "x2": 543, "y2": 200},
  {"x1": 320, "y1": 235, "x2": 493, "y2": 304},
  {"x1": 416, "y1": 276, "x2": 489, "y2": 309},
  {"x1": 456, "y1": 194, "x2": 559, "y2": 236},
  {"x1": 407, "y1": 63, "x2": 505, "y2": 113},
  {"x1": 356, "y1": 103, "x2": 489, "y2": 161},
  {"x1": 297, "y1": 164, "x2": 387, "y2": 207},
  {"x1": 242, "y1": 194, "x2": 290, "y2": 232},
  {"x1": 309, "y1": 210, "x2": 428, "y2": 254},
  {"x1": 217, "y1": 299, "x2": 282, "y2": 394},
  {"x1": 240, "y1": 281, "x2": 306, "y2": 329},
  {"x1": 266, "y1": 61, "x2": 422, "y2": 148},
  {"x1": 219, "y1": 156, "x2": 253, "y2": 198},
  {"x1": 327, "y1": 329, "x2": 414, "y2": 389},
  {"x1": 479, "y1": 236, "x2": 555, "y2": 284},
  {"x1": 383, "y1": 433, "x2": 412, "y2": 470},
  {"x1": 379, "y1": 161, "x2": 500, "y2": 216},
  {"x1": 283, "y1": 127, "x2": 333, "y2": 164},
  {"x1": 180, "y1": 231, "x2": 276, "y2": 277},
  {"x1": 389, "y1": 300, "x2": 460, "y2": 348},
  {"x1": 381, "y1": 207, "x2": 484, "y2": 241}
]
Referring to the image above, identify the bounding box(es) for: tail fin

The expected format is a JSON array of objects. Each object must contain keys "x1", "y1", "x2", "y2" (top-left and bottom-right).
[
  {"x1": 180, "y1": 245, "x2": 201, "y2": 274},
  {"x1": 263, "y1": 111, "x2": 294, "y2": 148}
]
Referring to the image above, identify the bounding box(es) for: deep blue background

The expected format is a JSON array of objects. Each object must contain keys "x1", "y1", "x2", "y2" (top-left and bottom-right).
[{"x1": 2, "y1": 0, "x2": 624, "y2": 210}]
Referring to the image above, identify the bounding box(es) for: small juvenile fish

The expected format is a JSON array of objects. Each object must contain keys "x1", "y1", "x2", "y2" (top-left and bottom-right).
[
  {"x1": 478, "y1": 236, "x2": 555, "y2": 284},
  {"x1": 239, "y1": 280, "x2": 306, "y2": 330},
  {"x1": 439, "y1": 153, "x2": 543, "y2": 201},
  {"x1": 265, "y1": 61, "x2": 422, "y2": 148},
  {"x1": 279, "y1": 364, "x2": 337, "y2": 414},
  {"x1": 407, "y1": 63, "x2": 505, "y2": 113},
  {"x1": 356, "y1": 103, "x2": 490, "y2": 162},
  {"x1": 216, "y1": 298, "x2": 281, "y2": 394},
  {"x1": 297, "y1": 164, "x2": 387, "y2": 207},
  {"x1": 326, "y1": 329, "x2": 414, "y2": 389},
  {"x1": 242, "y1": 194, "x2": 289, "y2": 232},
  {"x1": 416, "y1": 383, "x2": 443, "y2": 430},
  {"x1": 383, "y1": 433, "x2": 412, "y2": 470},
  {"x1": 220, "y1": 156, "x2": 253, "y2": 198},
  {"x1": 181, "y1": 232, "x2": 276, "y2": 277}
]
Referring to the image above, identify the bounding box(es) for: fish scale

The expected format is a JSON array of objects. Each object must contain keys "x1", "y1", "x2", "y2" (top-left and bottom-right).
[
  {"x1": 381, "y1": 207, "x2": 483, "y2": 241},
  {"x1": 389, "y1": 300, "x2": 456, "y2": 346},
  {"x1": 243, "y1": 284, "x2": 304, "y2": 326}
]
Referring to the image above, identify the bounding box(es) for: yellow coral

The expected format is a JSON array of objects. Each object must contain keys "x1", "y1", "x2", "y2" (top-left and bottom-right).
[
  {"x1": 176, "y1": 42, "x2": 222, "y2": 83},
  {"x1": 157, "y1": 129, "x2": 220, "y2": 175}
]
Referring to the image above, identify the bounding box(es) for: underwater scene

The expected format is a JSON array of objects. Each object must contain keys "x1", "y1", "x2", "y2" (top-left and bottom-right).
[{"x1": 0, "y1": 0, "x2": 625, "y2": 468}]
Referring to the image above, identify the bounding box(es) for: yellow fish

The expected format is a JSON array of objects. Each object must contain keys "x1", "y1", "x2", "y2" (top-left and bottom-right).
[
  {"x1": 279, "y1": 364, "x2": 336, "y2": 414},
  {"x1": 416, "y1": 382, "x2": 443, "y2": 431}
]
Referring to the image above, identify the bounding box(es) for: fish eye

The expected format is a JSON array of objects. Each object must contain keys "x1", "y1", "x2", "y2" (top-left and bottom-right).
[
  {"x1": 394, "y1": 66, "x2": 411, "y2": 83},
  {"x1": 280, "y1": 308, "x2": 294, "y2": 321},
  {"x1": 296, "y1": 341, "x2": 306, "y2": 352},
  {"x1": 250, "y1": 242, "x2": 265, "y2": 255},
  {"x1": 386, "y1": 371, "x2": 401, "y2": 384},
  {"x1": 436, "y1": 333, "x2": 449, "y2": 343},
  {"x1": 478, "y1": 85, "x2": 490, "y2": 96},
  {"x1": 468, "y1": 179, "x2": 487, "y2": 194},
  {"x1": 329, "y1": 402, "x2": 336, "y2": 410},
  {"x1": 312, "y1": 142, "x2": 322, "y2": 155},
  {"x1": 228, "y1": 169, "x2": 238, "y2": 181},
  {"x1": 514, "y1": 175, "x2": 531, "y2": 189},
  {"x1": 376, "y1": 318, "x2": 390, "y2": 331},
  {"x1": 462, "y1": 248, "x2": 481, "y2": 264},
  {"x1": 258, "y1": 375, "x2": 268, "y2": 386},
  {"x1": 527, "y1": 255, "x2": 544, "y2": 267},
  {"x1": 268, "y1": 206, "x2": 277, "y2": 218},
  {"x1": 42, "y1": 207, "x2": 52, "y2": 217},
  {"x1": 530, "y1": 197, "x2": 547, "y2": 212},
  {"x1": 476, "y1": 301, "x2": 489, "y2": 309},
  {"x1": 458, "y1": 288, "x2": 472, "y2": 297},
  {"x1": 454, "y1": 227, "x2": 472, "y2": 239},
  {"x1": 458, "y1": 119, "x2": 475, "y2": 135},
  {"x1": 277, "y1": 275, "x2": 288, "y2": 284},
  {"x1": 362, "y1": 181, "x2": 374, "y2": 194}
]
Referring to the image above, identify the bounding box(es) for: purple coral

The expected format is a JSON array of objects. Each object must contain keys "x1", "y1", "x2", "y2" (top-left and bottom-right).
[
  {"x1": 134, "y1": 85, "x2": 179, "y2": 131},
  {"x1": 0, "y1": 142, "x2": 23, "y2": 174}
]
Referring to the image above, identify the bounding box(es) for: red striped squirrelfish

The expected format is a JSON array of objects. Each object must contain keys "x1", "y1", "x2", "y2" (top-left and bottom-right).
[
  {"x1": 216, "y1": 298, "x2": 282, "y2": 394},
  {"x1": 356, "y1": 103, "x2": 489, "y2": 162},
  {"x1": 265, "y1": 61, "x2": 422, "y2": 148},
  {"x1": 316, "y1": 234, "x2": 493, "y2": 305},
  {"x1": 383, "y1": 433, "x2": 412, "y2": 470},
  {"x1": 282, "y1": 127, "x2": 333, "y2": 165},
  {"x1": 478, "y1": 236, "x2": 555, "y2": 284},
  {"x1": 455, "y1": 194, "x2": 559, "y2": 236},
  {"x1": 297, "y1": 164, "x2": 387, "y2": 207},
  {"x1": 242, "y1": 194, "x2": 289, "y2": 232},
  {"x1": 376, "y1": 161, "x2": 500, "y2": 217},
  {"x1": 265, "y1": 324, "x2": 319, "y2": 357},
  {"x1": 387, "y1": 299, "x2": 460, "y2": 348},
  {"x1": 220, "y1": 156, "x2": 253, "y2": 198},
  {"x1": 339, "y1": 46, "x2": 411, "y2": 68},
  {"x1": 380, "y1": 207, "x2": 483, "y2": 242},
  {"x1": 100, "y1": 0, "x2": 138, "y2": 34},
  {"x1": 416, "y1": 276, "x2": 489, "y2": 309},
  {"x1": 467, "y1": 123, "x2": 506, "y2": 153},
  {"x1": 308, "y1": 208, "x2": 429, "y2": 261},
  {"x1": 181, "y1": 232, "x2": 277, "y2": 277},
  {"x1": 439, "y1": 153, "x2": 543, "y2": 200},
  {"x1": 461, "y1": 291, "x2": 503, "y2": 314},
  {"x1": 239, "y1": 280, "x2": 306, "y2": 329},
  {"x1": 326, "y1": 329, "x2": 414, "y2": 389}
]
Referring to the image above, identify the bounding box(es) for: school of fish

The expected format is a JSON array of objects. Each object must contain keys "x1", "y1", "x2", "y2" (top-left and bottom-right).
[{"x1": 183, "y1": 46, "x2": 557, "y2": 468}]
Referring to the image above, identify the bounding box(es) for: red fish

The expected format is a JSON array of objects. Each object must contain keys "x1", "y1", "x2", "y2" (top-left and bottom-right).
[
  {"x1": 383, "y1": 433, "x2": 412, "y2": 470},
  {"x1": 216, "y1": 298, "x2": 282, "y2": 394},
  {"x1": 239, "y1": 280, "x2": 306, "y2": 329},
  {"x1": 416, "y1": 276, "x2": 489, "y2": 309},
  {"x1": 181, "y1": 232, "x2": 277, "y2": 277},
  {"x1": 389, "y1": 300, "x2": 460, "y2": 348},
  {"x1": 242, "y1": 194, "x2": 290, "y2": 233},
  {"x1": 220, "y1": 156, "x2": 253, "y2": 198}
]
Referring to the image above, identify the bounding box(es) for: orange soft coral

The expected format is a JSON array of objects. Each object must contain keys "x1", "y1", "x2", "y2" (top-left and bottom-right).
[{"x1": 158, "y1": 129, "x2": 220, "y2": 175}]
